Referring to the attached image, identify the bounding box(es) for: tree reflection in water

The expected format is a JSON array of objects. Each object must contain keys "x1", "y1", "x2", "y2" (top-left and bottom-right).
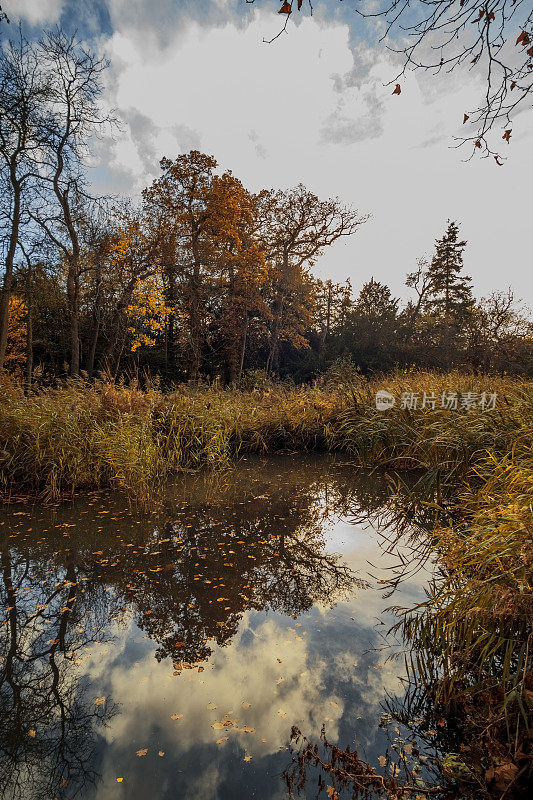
[{"x1": 0, "y1": 455, "x2": 426, "y2": 800}]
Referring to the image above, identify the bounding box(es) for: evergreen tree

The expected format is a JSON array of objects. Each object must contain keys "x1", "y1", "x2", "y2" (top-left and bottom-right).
[
  {"x1": 425, "y1": 220, "x2": 473, "y2": 367},
  {"x1": 426, "y1": 221, "x2": 473, "y2": 322}
]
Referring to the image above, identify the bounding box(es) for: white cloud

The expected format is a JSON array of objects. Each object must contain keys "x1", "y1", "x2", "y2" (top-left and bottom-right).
[
  {"x1": 95, "y1": 6, "x2": 533, "y2": 305},
  {"x1": 3, "y1": 0, "x2": 63, "y2": 26}
]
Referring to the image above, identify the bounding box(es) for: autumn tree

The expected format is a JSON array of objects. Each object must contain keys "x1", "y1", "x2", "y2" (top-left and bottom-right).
[
  {"x1": 143, "y1": 151, "x2": 225, "y2": 381},
  {"x1": 207, "y1": 175, "x2": 267, "y2": 382}
]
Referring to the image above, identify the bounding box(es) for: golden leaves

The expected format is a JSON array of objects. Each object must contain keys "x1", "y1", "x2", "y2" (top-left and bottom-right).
[
  {"x1": 28, "y1": 730, "x2": 36, "y2": 738},
  {"x1": 94, "y1": 697, "x2": 105, "y2": 706},
  {"x1": 136, "y1": 748, "x2": 148, "y2": 757}
]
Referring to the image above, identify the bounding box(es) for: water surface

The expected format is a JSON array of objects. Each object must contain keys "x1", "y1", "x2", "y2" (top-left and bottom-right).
[{"x1": 0, "y1": 455, "x2": 440, "y2": 800}]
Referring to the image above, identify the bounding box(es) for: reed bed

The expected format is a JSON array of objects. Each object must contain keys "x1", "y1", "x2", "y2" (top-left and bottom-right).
[{"x1": 0, "y1": 372, "x2": 529, "y2": 499}]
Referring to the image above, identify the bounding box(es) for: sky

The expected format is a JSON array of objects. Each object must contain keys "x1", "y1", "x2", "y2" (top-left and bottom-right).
[{"x1": 4, "y1": 0, "x2": 532, "y2": 306}]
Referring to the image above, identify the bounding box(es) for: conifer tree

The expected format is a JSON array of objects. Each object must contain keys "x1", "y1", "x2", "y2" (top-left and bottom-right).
[{"x1": 425, "y1": 220, "x2": 473, "y2": 367}]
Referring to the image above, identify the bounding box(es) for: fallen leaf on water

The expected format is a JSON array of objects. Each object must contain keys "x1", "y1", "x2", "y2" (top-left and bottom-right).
[
  {"x1": 277, "y1": 709, "x2": 287, "y2": 718},
  {"x1": 158, "y1": 751, "x2": 165, "y2": 757},
  {"x1": 94, "y1": 697, "x2": 105, "y2": 706},
  {"x1": 136, "y1": 748, "x2": 148, "y2": 757},
  {"x1": 170, "y1": 714, "x2": 183, "y2": 720},
  {"x1": 244, "y1": 754, "x2": 252, "y2": 762},
  {"x1": 216, "y1": 737, "x2": 229, "y2": 744},
  {"x1": 116, "y1": 777, "x2": 123, "y2": 782},
  {"x1": 28, "y1": 730, "x2": 36, "y2": 738},
  {"x1": 241, "y1": 701, "x2": 251, "y2": 709},
  {"x1": 326, "y1": 787, "x2": 339, "y2": 799},
  {"x1": 330, "y1": 701, "x2": 339, "y2": 708},
  {"x1": 212, "y1": 722, "x2": 225, "y2": 730},
  {"x1": 240, "y1": 726, "x2": 255, "y2": 733}
]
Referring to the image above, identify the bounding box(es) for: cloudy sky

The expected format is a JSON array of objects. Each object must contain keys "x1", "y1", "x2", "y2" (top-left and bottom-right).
[{"x1": 5, "y1": 0, "x2": 532, "y2": 305}]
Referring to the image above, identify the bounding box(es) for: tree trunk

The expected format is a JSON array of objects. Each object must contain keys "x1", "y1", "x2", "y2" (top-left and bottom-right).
[
  {"x1": 67, "y1": 265, "x2": 80, "y2": 377},
  {"x1": 0, "y1": 182, "x2": 21, "y2": 381},
  {"x1": 238, "y1": 314, "x2": 249, "y2": 382},
  {"x1": 24, "y1": 269, "x2": 33, "y2": 395}
]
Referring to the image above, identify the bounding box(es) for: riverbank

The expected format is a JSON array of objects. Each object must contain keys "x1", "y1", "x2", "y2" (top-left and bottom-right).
[{"x1": 1, "y1": 371, "x2": 532, "y2": 795}]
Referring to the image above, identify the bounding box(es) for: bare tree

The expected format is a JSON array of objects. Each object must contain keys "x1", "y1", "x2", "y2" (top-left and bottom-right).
[
  {"x1": 259, "y1": 185, "x2": 368, "y2": 374},
  {"x1": 31, "y1": 30, "x2": 113, "y2": 377},
  {"x1": 0, "y1": 34, "x2": 47, "y2": 381}
]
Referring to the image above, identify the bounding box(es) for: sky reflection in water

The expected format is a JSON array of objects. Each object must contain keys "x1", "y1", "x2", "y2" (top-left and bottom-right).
[{"x1": 0, "y1": 455, "x2": 435, "y2": 800}]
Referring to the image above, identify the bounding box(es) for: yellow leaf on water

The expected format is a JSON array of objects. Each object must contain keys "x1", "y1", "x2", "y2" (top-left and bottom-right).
[
  {"x1": 116, "y1": 777, "x2": 123, "y2": 782},
  {"x1": 216, "y1": 737, "x2": 229, "y2": 744},
  {"x1": 212, "y1": 722, "x2": 225, "y2": 730},
  {"x1": 94, "y1": 697, "x2": 105, "y2": 706},
  {"x1": 28, "y1": 730, "x2": 36, "y2": 738},
  {"x1": 170, "y1": 714, "x2": 183, "y2": 720},
  {"x1": 244, "y1": 755, "x2": 252, "y2": 762},
  {"x1": 136, "y1": 748, "x2": 148, "y2": 757},
  {"x1": 158, "y1": 751, "x2": 165, "y2": 757}
]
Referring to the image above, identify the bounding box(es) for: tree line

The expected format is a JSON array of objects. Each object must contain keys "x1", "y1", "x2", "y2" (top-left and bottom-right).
[{"x1": 1, "y1": 30, "x2": 531, "y2": 390}]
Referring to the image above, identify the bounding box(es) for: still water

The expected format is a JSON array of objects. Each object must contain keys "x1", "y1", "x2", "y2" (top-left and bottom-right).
[{"x1": 0, "y1": 455, "x2": 440, "y2": 800}]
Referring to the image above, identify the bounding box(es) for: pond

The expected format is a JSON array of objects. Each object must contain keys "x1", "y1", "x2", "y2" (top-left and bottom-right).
[{"x1": 0, "y1": 455, "x2": 444, "y2": 800}]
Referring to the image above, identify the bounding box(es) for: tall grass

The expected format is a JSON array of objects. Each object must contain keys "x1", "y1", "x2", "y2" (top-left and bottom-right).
[{"x1": 0, "y1": 372, "x2": 528, "y2": 499}]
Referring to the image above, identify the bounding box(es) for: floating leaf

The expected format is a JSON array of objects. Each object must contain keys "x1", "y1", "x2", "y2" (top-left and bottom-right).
[
  {"x1": 28, "y1": 730, "x2": 36, "y2": 738},
  {"x1": 136, "y1": 748, "x2": 148, "y2": 757},
  {"x1": 170, "y1": 714, "x2": 183, "y2": 720}
]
